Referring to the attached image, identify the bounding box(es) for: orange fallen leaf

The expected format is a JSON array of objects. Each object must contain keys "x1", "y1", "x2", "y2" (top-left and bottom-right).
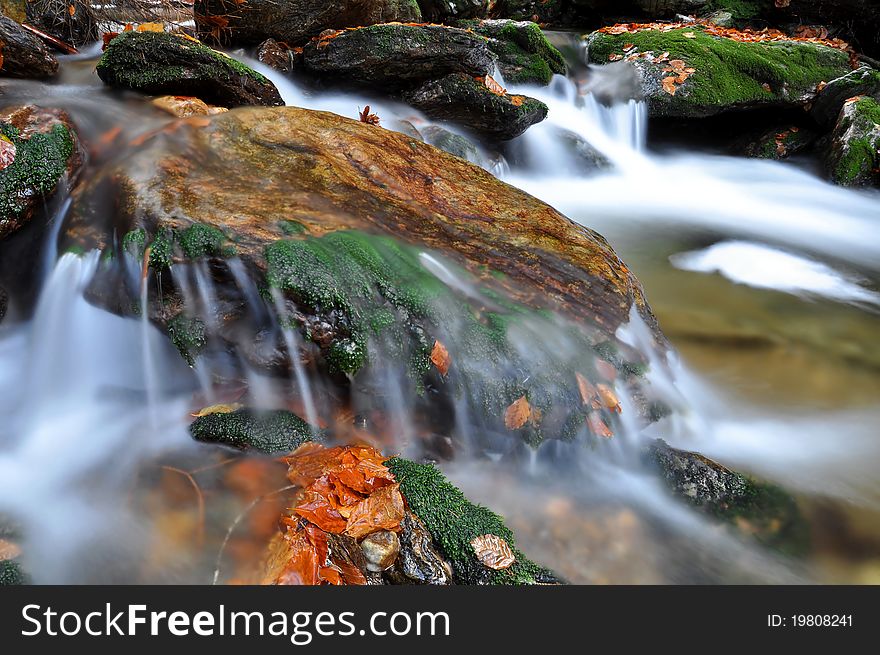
[
  {"x1": 587, "y1": 412, "x2": 614, "y2": 439},
  {"x1": 430, "y1": 340, "x2": 450, "y2": 376},
  {"x1": 344, "y1": 483, "x2": 405, "y2": 539},
  {"x1": 575, "y1": 372, "x2": 601, "y2": 409},
  {"x1": 504, "y1": 395, "x2": 531, "y2": 430},
  {"x1": 0, "y1": 539, "x2": 21, "y2": 562},
  {"x1": 596, "y1": 383, "x2": 622, "y2": 414},
  {"x1": 471, "y1": 534, "x2": 515, "y2": 570},
  {"x1": 190, "y1": 402, "x2": 241, "y2": 417},
  {"x1": 662, "y1": 76, "x2": 678, "y2": 95}
]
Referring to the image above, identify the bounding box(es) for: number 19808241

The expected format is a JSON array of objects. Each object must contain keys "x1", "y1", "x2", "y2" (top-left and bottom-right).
[{"x1": 768, "y1": 614, "x2": 853, "y2": 627}]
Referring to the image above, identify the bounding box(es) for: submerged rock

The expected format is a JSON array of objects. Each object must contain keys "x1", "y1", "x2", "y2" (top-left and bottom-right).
[
  {"x1": 194, "y1": 0, "x2": 422, "y2": 47},
  {"x1": 1, "y1": 106, "x2": 81, "y2": 241},
  {"x1": 96, "y1": 31, "x2": 284, "y2": 108},
  {"x1": 403, "y1": 72, "x2": 548, "y2": 140},
  {"x1": 151, "y1": 96, "x2": 229, "y2": 118},
  {"x1": 826, "y1": 96, "x2": 880, "y2": 187},
  {"x1": 459, "y1": 19, "x2": 566, "y2": 86},
  {"x1": 298, "y1": 24, "x2": 494, "y2": 90},
  {"x1": 26, "y1": 0, "x2": 99, "y2": 47},
  {"x1": 646, "y1": 439, "x2": 810, "y2": 555},
  {"x1": 811, "y1": 66, "x2": 880, "y2": 129},
  {"x1": 584, "y1": 26, "x2": 851, "y2": 118},
  {"x1": 420, "y1": 125, "x2": 482, "y2": 163},
  {"x1": 0, "y1": 14, "x2": 58, "y2": 79},
  {"x1": 190, "y1": 408, "x2": 321, "y2": 454}
]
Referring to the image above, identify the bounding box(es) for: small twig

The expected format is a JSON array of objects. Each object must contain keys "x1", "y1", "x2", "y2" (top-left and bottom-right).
[
  {"x1": 161, "y1": 465, "x2": 206, "y2": 549},
  {"x1": 188, "y1": 456, "x2": 238, "y2": 476},
  {"x1": 212, "y1": 484, "x2": 298, "y2": 585},
  {"x1": 20, "y1": 23, "x2": 78, "y2": 55}
]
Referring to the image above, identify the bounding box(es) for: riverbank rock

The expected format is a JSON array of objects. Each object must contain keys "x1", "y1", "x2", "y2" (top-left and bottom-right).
[
  {"x1": 826, "y1": 96, "x2": 880, "y2": 187},
  {"x1": 459, "y1": 19, "x2": 566, "y2": 85},
  {"x1": 256, "y1": 38, "x2": 300, "y2": 74},
  {"x1": 194, "y1": 0, "x2": 422, "y2": 47},
  {"x1": 645, "y1": 439, "x2": 809, "y2": 555},
  {"x1": 96, "y1": 31, "x2": 283, "y2": 107},
  {"x1": 404, "y1": 72, "x2": 548, "y2": 139},
  {"x1": 811, "y1": 66, "x2": 880, "y2": 129},
  {"x1": 298, "y1": 24, "x2": 494, "y2": 90},
  {"x1": 1, "y1": 106, "x2": 81, "y2": 241},
  {"x1": 25, "y1": 0, "x2": 99, "y2": 47},
  {"x1": 419, "y1": 0, "x2": 487, "y2": 21},
  {"x1": 0, "y1": 14, "x2": 58, "y2": 79},
  {"x1": 584, "y1": 26, "x2": 851, "y2": 118},
  {"x1": 67, "y1": 106, "x2": 660, "y2": 453}
]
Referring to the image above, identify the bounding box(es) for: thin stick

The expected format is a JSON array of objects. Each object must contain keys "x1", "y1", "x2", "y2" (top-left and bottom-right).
[
  {"x1": 161, "y1": 465, "x2": 206, "y2": 549},
  {"x1": 188, "y1": 456, "x2": 238, "y2": 475},
  {"x1": 20, "y1": 23, "x2": 78, "y2": 55},
  {"x1": 212, "y1": 484, "x2": 298, "y2": 585}
]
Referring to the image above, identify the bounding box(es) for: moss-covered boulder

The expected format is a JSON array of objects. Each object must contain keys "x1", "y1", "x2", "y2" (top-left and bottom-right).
[
  {"x1": 419, "y1": 0, "x2": 488, "y2": 21},
  {"x1": 0, "y1": 558, "x2": 27, "y2": 585},
  {"x1": 0, "y1": 13, "x2": 58, "y2": 79},
  {"x1": 459, "y1": 19, "x2": 566, "y2": 85},
  {"x1": 194, "y1": 0, "x2": 422, "y2": 47},
  {"x1": 96, "y1": 31, "x2": 283, "y2": 107},
  {"x1": 1, "y1": 105, "x2": 81, "y2": 241},
  {"x1": 190, "y1": 408, "x2": 321, "y2": 453},
  {"x1": 646, "y1": 439, "x2": 810, "y2": 556},
  {"x1": 826, "y1": 96, "x2": 880, "y2": 187},
  {"x1": 387, "y1": 457, "x2": 560, "y2": 584},
  {"x1": 811, "y1": 66, "x2": 880, "y2": 129},
  {"x1": 735, "y1": 124, "x2": 817, "y2": 160},
  {"x1": 404, "y1": 73, "x2": 548, "y2": 139},
  {"x1": 298, "y1": 24, "x2": 494, "y2": 90},
  {"x1": 584, "y1": 26, "x2": 851, "y2": 118}
]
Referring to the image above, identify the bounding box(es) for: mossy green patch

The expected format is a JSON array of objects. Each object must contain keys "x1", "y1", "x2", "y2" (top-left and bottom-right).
[
  {"x1": 0, "y1": 559, "x2": 27, "y2": 585},
  {"x1": 190, "y1": 408, "x2": 321, "y2": 454},
  {"x1": 167, "y1": 313, "x2": 206, "y2": 366},
  {"x1": 829, "y1": 97, "x2": 880, "y2": 186},
  {"x1": 0, "y1": 122, "x2": 73, "y2": 233},
  {"x1": 387, "y1": 457, "x2": 559, "y2": 584},
  {"x1": 461, "y1": 19, "x2": 566, "y2": 85},
  {"x1": 121, "y1": 222, "x2": 234, "y2": 270},
  {"x1": 178, "y1": 223, "x2": 233, "y2": 259},
  {"x1": 707, "y1": 0, "x2": 762, "y2": 20}
]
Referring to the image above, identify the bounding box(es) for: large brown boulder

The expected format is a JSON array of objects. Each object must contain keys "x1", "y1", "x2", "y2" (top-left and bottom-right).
[{"x1": 0, "y1": 13, "x2": 58, "y2": 79}]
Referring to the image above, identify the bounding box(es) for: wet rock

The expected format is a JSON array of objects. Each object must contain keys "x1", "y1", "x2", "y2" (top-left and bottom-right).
[
  {"x1": 151, "y1": 96, "x2": 229, "y2": 118},
  {"x1": 420, "y1": 125, "x2": 481, "y2": 163},
  {"x1": 189, "y1": 408, "x2": 321, "y2": 454},
  {"x1": 459, "y1": 19, "x2": 566, "y2": 86},
  {"x1": 256, "y1": 38, "x2": 300, "y2": 74},
  {"x1": 386, "y1": 511, "x2": 452, "y2": 584},
  {"x1": 26, "y1": 0, "x2": 99, "y2": 47},
  {"x1": 403, "y1": 72, "x2": 548, "y2": 140},
  {"x1": 419, "y1": 0, "x2": 488, "y2": 21},
  {"x1": 360, "y1": 530, "x2": 400, "y2": 572},
  {"x1": 811, "y1": 66, "x2": 880, "y2": 129},
  {"x1": 0, "y1": 558, "x2": 27, "y2": 585},
  {"x1": 1, "y1": 105, "x2": 81, "y2": 241},
  {"x1": 645, "y1": 439, "x2": 810, "y2": 555},
  {"x1": 298, "y1": 23, "x2": 493, "y2": 91},
  {"x1": 826, "y1": 96, "x2": 880, "y2": 187},
  {"x1": 0, "y1": 285, "x2": 6, "y2": 322},
  {"x1": 0, "y1": 14, "x2": 58, "y2": 79},
  {"x1": 584, "y1": 26, "x2": 851, "y2": 119},
  {"x1": 735, "y1": 124, "x2": 817, "y2": 160},
  {"x1": 194, "y1": 0, "x2": 422, "y2": 47},
  {"x1": 96, "y1": 31, "x2": 284, "y2": 107}
]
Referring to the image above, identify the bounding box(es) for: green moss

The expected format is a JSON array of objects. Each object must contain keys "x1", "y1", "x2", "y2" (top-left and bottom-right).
[
  {"x1": 0, "y1": 559, "x2": 27, "y2": 585},
  {"x1": 278, "y1": 219, "x2": 308, "y2": 236},
  {"x1": 190, "y1": 408, "x2": 321, "y2": 454},
  {"x1": 707, "y1": 0, "x2": 761, "y2": 20},
  {"x1": 387, "y1": 457, "x2": 559, "y2": 584},
  {"x1": 461, "y1": 19, "x2": 566, "y2": 85},
  {"x1": 122, "y1": 228, "x2": 147, "y2": 259},
  {"x1": 830, "y1": 97, "x2": 880, "y2": 186},
  {"x1": 167, "y1": 313, "x2": 206, "y2": 366},
  {"x1": 122, "y1": 223, "x2": 234, "y2": 270},
  {"x1": 0, "y1": 123, "x2": 73, "y2": 228},
  {"x1": 178, "y1": 222, "x2": 233, "y2": 258},
  {"x1": 587, "y1": 28, "x2": 850, "y2": 116}
]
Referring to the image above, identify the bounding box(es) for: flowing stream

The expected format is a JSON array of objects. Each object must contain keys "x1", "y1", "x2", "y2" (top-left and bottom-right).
[{"x1": 1, "y1": 36, "x2": 879, "y2": 584}]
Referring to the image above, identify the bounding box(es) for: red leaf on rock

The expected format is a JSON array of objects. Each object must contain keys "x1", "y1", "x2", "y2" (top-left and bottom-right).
[
  {"x1": 430, "y1": 340, "x2": 451, "y2": 375},
  {"x1": 344, "y1": 483, "x2": 405, "y2": 540}
]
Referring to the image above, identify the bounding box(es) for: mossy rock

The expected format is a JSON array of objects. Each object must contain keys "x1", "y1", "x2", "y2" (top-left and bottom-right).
[
  {"x1": 826, "y1": 96, "x2": 880, "y2": 188},
  {"x1": 403, "y1": 72, "x2": 548, "y2": 140},
  {"x1": 811, "y1": 66, "x2": 880, "y2": 129},
  {"x1": 420, "y1": 125, "x2": 482, "y2": 163},
  {"x1": 387, "y1": 457, "x2": 560, "y2": 584},
  {"x1": 0, "y1": 559, "x2": 28, "y2": 585},
  {"x1": 190, "y1": 408, "x2": 322, "y2": 454},
  {"x1": 96, "y1": 31, "x2": 283, "y2": 107},
  {"x1": 1, "y1": 106, "x2": 80, "y2": 240},
  {"x1": 298, "y1": 23, "x2": 493, "y2": 90},
  {"x1": 0, "y1": 14, "x2": 58, "y2": 79},
  {"x1": 646, "y1": 439, "x2": 810, "y2": 557},
  {"x1": 459, "y1": 18, "x2": 566, "y2": 86},
  {"x1": 194, "y1": 0, "x2": 422, "y2": 47},
  {"x1": 735, "y1": 124, "x2": 817, "y2": 160},
  {"x1": 584, "y1": 26, "x2": 851, "y2": 118}
]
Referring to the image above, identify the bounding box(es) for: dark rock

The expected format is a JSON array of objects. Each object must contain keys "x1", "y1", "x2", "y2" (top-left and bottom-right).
[
  {"x1": 385, "y1": 511, "x2": 453, "y2": 584},
  {"x1": 459, "y1": 19, "x2": 566, "y2": 85},
  {"x1": 299, "y1": 23, "x2": 493, "y2": 90},
  {"x1": 584, "y1": 26, "x2": 851, "y2": 119},
  {"x1": 0, "y1": 13, "x2": 58, "y2": 79},
  {"x1": 256, "y1": 38, "x2": 299, "y2": 74},
  {"x1": 420, "y1": 125, "x2": 481, "y2": 162},
  {"x1": 734, "y1": 124, "x2": 817, "y2": 160},
  {"x1": 0, "y1": 285, "x2": 7, "y2": 322},
  {"x1": 645, "y1": 439, "x2": 810, "y2": 555},
  {"x1": 826, "y1": 95, "x2": 880, "y2": 187},
  {"x1": 418, "y1": 0, "x2": 488, "y2": 21},
  {"x1": 403, "y1": 72, "x2": 548, "y2": 140},
  {"x1": 1, "y1": 105, "x2": 81, "y2": 241},
  {"x1": 811, "y1": 66, "x2": 880, "y2": 129},
  {"x1": 96, "y1": 31, "x2": 284, "y2": 107},
  {"x1": 490, "y1": 0, "x2": 568, "y2": 23},
  {"x1": 25, "y1": 0, "x2": 99, "y2": 47},
  {"x1": 194, "y1": 0, "x2": 422, "y2": 47},
  {"x1": 189, "y1": 408, "x2": 322, "y2": 454}
]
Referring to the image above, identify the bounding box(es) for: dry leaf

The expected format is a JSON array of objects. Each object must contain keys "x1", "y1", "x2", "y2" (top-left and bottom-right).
[
  {"x1": 587, "y1": 412, "x2": 614, "y2": 439},
  {"x1": 0, "y1": 539, "x2": 21, "y2": 562},
  {"x1": 344, "y1": 483, "x2": 405, "y2": 539},
  {"x1": 470, "y1": 534, "x2": 515, "y2": 570},
  {"x1": 509, "y1": 95, "x2": 524, "y2": 106},
  {"x1": 358, "y1": 105, "x2": 380, "y2": 126},
  {"x1": 482, "y1": 75, "x2": 506, "y2": 95},
  {"x1": 191, "y1": 402, "x2": 241, "y2": 417},
  {"x1": 504, "y1": 395, "x2": 531, "y2": 430},
  {"x1": 575, "y1": 372, "x2": 601, "y2": 409},
  {"x1": 430, "y1": 340, "x2": 450, "y2": 376},
  {"x1": 596, "y1": 383, "x2": 622, "y2": 414},
  {"x1": 683, "y1": 31, "x2": 696, "y2": 38},
  {"x1": 0, "y1": 135, "x2": 15, "y2": 171},
  {"x1": 662, "y1": 76, "x2": 678, "y2": 95}
]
